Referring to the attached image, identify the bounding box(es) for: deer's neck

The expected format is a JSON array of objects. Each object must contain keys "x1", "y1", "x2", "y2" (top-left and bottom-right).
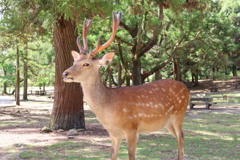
[{"x1": 80, "y1": 71, "x2": 111, "y2": 112}]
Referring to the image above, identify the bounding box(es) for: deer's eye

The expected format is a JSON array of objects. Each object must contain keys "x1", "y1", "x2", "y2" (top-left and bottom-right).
[{"x1": 82, "y1": 63, "x2": 89, "y2": 67}]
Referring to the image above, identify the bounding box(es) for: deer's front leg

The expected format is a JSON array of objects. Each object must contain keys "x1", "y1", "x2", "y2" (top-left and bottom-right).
[
  {"x1": 110, "y1": 135, "x2": 122, "y2": 160},
  {"x1": 125, "y1": 130, "x2": 138, "y2": 160}
]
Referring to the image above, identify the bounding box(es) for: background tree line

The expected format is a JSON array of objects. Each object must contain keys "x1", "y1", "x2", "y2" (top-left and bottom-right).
[{"x1": 0, "y1": 0, "x2": 239, "y2": 130}]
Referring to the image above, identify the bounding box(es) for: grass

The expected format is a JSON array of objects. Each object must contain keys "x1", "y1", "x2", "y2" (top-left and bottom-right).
[{"x1": 6, "y1": 108, "x2": 238, "y2": 160}]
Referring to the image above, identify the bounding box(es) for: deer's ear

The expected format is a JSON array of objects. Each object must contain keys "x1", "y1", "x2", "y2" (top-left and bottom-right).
[
  {"x1": 98, "y1": 52, "x2": 115, "y2": 66},
  {"x1": 71, "y1": 51, "x2": 80, "y2": 61}
]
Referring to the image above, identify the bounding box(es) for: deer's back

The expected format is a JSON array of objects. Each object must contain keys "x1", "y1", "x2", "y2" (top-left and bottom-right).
[{"x1": 100, "y1": 79, "x2": 189, "y2": 135}]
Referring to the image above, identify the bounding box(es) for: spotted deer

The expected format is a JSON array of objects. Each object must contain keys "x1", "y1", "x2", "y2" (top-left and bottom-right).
[{"x1": 62, "y1": 12, "x2": 190, "y2": 160}]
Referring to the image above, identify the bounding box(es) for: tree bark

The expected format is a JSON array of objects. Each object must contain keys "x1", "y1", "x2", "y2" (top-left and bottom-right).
[
  {"x1": 235, "y1": 66, "x2": 238, "y2": 89},
  {"x1": 3, "y1": 68, "x2": 7, "y2": 94},
  {"x1": 51, "y1": 16, "x2": 85, "y2": 130},
  {"x1": 15, "y1": 46, "x2": 20, "y2": 106},
  {"x1": 132, "y1": 57, "x2": 142, "y2": 85},
  {"x1": 3, "y1": 82, "x2": 7, "y2": 94},
  {"x1": 173, "y1": 57, "x2": 181, "y2": 81},
  {"x1": 118, "y1": 63, "x2": 123, "y2": 87},
  {"x1": 23, "y1": 44, "x2": 28, "y2": 100},
  {"x1": 212, "y1": 66, "x2": 216, "y2": 80},
  {"x1": 192, "y1": 72, "x2": 199, "y2": 86},
  {"x1": 232, "y1": 65, "x2": 237, "y2": 77}
]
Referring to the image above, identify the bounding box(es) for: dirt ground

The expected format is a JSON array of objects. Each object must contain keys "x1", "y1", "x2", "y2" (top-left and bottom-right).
[
  {"x1": 188, "y1": 78, "x2": 239, "y2": 93},
  {"x1": 0, "y1": 79, "x2": 239, "y2": 159}
]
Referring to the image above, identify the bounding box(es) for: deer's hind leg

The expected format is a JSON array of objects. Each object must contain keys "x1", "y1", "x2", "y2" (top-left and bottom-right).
[
  {"x1": 172, "y1": 117, "x2": 184, "y2": 160},
  {"x1": 110, "y1": 135, "x2": 122, "y2": 160},
  {"x1": 125, "y1": 129, "x2": 138, "y2": 160},
  {"x1": 166, "y1": 117, "x2": 185, "y2": 160}
]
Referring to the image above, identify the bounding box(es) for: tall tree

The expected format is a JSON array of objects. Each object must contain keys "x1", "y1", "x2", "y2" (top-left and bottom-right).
[
  {"x1": 23, "y1": 41, "x2": 28, "y2": 100},
  {"x1": 15, "y1": 45, "x2": 20, "y2": 105},
  {"x1": 49, "y1": 1, "x2": 111, "y2": 130},
  {"x1": 51, "y1": 16, "x2": 85, "y2": 129}
]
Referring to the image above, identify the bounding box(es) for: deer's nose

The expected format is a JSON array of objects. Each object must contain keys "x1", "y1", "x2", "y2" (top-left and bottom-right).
[{"x1": 62, "y1": 72, "x2": 69, "y2": 78}]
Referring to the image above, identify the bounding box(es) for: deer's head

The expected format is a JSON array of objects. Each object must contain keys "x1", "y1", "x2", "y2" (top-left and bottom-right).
[{"x1": 62, "y1": 12, "x2": 122, "y2": 83}]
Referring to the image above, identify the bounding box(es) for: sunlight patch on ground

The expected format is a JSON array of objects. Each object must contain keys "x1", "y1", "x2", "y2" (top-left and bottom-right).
[
  {"x1": 193, "y1": 130, "x2": 235, "y2": 141},
  {"x1": 0, "y1": 115, "x2": 14, "y2": 120},
  {"x1": 0, "y1": 128, "x2": 67, "y2": 148}
]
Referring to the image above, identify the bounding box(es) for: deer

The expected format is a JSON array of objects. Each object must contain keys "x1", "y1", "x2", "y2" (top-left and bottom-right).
[{"x1": 62, "y1": 12, "x2": 190, "y2": 160}]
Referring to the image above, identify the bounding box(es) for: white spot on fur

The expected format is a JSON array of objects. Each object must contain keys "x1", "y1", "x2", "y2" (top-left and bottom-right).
[
  {"x1": 123, "y1": 108, "x2": 128, "y2": 112},
  {"x1": 138, "y1": 113, "x2": 142, "y2": 117},
  {"x1": 158, "y1": 103, "x2": 163, "y2": 108},
  {"x1": 165, "y1": 106, "x2": 174, "y2": 115}
]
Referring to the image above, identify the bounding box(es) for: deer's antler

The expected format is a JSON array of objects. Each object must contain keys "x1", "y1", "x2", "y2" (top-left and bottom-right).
[
  {"x1": 90, "y1": 11, "x2": 122, "y2": 57},
  {"x1": 77, "y1": 19, "x2": 92, "y2": 54}
]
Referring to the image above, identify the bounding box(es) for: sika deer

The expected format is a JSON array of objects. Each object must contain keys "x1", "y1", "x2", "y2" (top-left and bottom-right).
[{"x1": 63, "y1": 12, "x2": 190, "y2": 160}]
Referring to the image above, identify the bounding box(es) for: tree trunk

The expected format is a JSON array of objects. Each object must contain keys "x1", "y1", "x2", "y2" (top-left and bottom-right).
[
  {"x1": 23, "y1": 44, "x2": 28, "y2": 101},
  {"x1": 3, "y1": 68, "x2": 7, "y2": 94},
  {"x1": 173, "y1": 57, "x2": 181, "y2": 81},
  {"x1": 51, "y1": 16, "x2": 85, "y2": 130},
  {"x1": 132, "y1": 57, "x2": 142, "y2": 85},
  {"x1": 126, "y1": 75, "x2": 131, "y2": 86},
  {"x1": 232, "y1": 65, "x2": 237, "y2": 77},
  {"x1": 192, "y1": 72, "x2": 199, "y2": 86},
  {"x1": 118, "y1": 63, "x2": 123, "y2": 87},
  {"x1": 212, "y1": 66, "x2": 216, "y2": 80},
  {"x1": 235, "y1": 66, "x2": 238, "y2": 89},
  {"x1": 43, "y1": 83, "x2": 46, "y2": 92},
  {"x1": 15, "y1": 46, "x2": 20, "y2": 106},
  {"x1": 3, "y1": 82, "x2": 7, "y2": 94}
]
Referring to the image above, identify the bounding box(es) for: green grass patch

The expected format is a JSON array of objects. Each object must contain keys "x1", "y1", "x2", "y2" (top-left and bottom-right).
[{"x1": 19, "y1": 151, "x2": 39, "y2": 159}]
